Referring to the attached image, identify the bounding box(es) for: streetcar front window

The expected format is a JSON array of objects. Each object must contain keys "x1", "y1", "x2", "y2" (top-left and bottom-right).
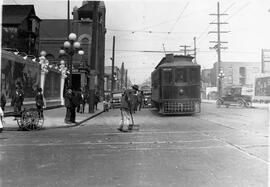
[
  {"x1": 175, "y1": 68, "x2": 187, "y2": 83},
  {"x1": 162, "y1": 68, "x2": 172, "y2": 84}
]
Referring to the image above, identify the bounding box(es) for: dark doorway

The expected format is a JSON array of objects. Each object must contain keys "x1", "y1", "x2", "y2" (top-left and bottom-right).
[{"x1": 72, "y1": 74, "x2": 81, "y2": 91}]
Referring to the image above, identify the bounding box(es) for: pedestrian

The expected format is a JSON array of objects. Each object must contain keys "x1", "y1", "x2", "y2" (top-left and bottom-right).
[
  {"x1": 1, "y1": 89, "x2": 6, "y2": 111},
  {"x1": 137, "y1": 90, "x2": 144, "y2": 111},
  {"x1": 94, "y1": 92, "x2": 100, "y2": 110},
  {"x1": 117, "y1": 84, "x2": 138, "y2": 132},
  {"x1": 70, "y1": 90, "x2": 77, "y2": 123},
  {"x1": 76, "y1": 90, "x2": 83, "y2": 113},
  {"x1": 0, "y1": 106, "x2": 4, "y2": 133},
  {"x1": 64, "y1": 88, "x2": 73, "y2": 124},
  {"x1": 35, "y1": 87, "x2": 45, "y2": 119},
  {"x1": 132, "y1": 89, "x2": 138, "y2": 113},
  {"x1": 12, "y1": 83, "x2": 24, "y2": 119},
  {"x1": 80, "y1": 89, "x2": 86, "y2": 113}
]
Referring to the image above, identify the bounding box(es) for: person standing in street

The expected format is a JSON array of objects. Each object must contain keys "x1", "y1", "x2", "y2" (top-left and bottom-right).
[
  {"x1": 70, "y1": 90, "x2": 77, "y2": 123},
  {"x1": 80, "y1": 89, "x2": 86, "y2": 113},
  {"x1": 64, "y1": 88, "x2": 73, "y2": 124},
  {"x1": 12, "y1": 83, "x2": 24, "y2": 118},
  {"x1": 137, "y1": 90, "x2": 144, "y2": 111},
  {"x1": 35, "y1": 87, "x2": 45, "y2": 119},
  {"x1": 117, "y1": 85, "x2": 138, "y2": 132},
  {"x1": 94, "y1": 92, "x2": 100, "y2": 110}
]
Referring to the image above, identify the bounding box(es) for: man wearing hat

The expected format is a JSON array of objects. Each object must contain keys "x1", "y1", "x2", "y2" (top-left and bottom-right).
[
  {"x1": 64, "y1": 88, "x2": 77, "y2": 124},
  {"x1": 117, "y1": 84, "x2": 138, "y2": 132}
]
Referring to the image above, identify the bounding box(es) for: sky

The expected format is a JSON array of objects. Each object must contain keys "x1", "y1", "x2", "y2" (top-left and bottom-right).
[{"x1": 2, "y1": 0, "x2": 270, "y2": 84}]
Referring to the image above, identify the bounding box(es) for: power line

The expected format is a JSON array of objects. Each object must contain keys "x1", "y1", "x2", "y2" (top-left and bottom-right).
[
  {"x1": 107, "y1": 29, "x2": 200, "y2": 35},
  {"x1": 225, "y1": 2, "x2": 250, "y2": 22},
  {"x1": 163, "y1": 2, "x2": 189, "y2": 44},
  {"x1": 105, "y1": 49, "x2": 180, "y2": 53}
]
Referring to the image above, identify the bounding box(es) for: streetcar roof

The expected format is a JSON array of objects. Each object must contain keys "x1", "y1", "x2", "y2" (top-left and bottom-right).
[{"x1": 155, "y1": 55, "x2": 200, "y2": 69}]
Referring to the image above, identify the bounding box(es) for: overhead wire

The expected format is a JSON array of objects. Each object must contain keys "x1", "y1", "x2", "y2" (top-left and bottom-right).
[{"x1": 163, "y1": 2, "x2": 190, "y2": 45}]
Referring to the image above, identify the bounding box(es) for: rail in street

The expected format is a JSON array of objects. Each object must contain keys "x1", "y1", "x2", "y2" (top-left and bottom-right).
[{"x1": 0, "y1": 102, "x2": 268, "y2": 186}]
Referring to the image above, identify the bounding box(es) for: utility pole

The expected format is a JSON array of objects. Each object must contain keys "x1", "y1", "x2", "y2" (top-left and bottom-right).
[
  {"x1": 193, "y1": 37, "x2": 197, "y2": 64},
  {"x1": 162, "y1": 43, "x2": 166, "y2": 55},
  {"x1": 125, "y1": 69, "x2": 128, "y2": 89},
  {"x1": 111, "y1": 36, "x2": 115, "y2": 98},
  {"x1": 180, "y1": 45, "x2": 191, "y2": 55},
  {"x1": 89, "y1": 1, "x2": 99, "y2": 113},
  {"x1": 120, "y1": 62, "x2": 124, "y2": 90},
  {"x1": 66, "y1": 0, "x2": 71, "y2": 90},
  {"x1": 209, "y1": 2, "x2": 229, "y2": 97}
]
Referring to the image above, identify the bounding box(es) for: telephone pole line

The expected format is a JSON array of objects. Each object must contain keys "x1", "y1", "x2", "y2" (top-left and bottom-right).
[
  {"x1": 111, "y1": 36, "x2": 115, "y2": 98},
  {"x1": 180, "y1": 45, "x2": 192, "y2": 55},
  {"x1": 209, "y1": 2, "x2": 229, "y2": 97},
  {"x1": 193, "y1": 37, "x2": 197, "y2": 64}
]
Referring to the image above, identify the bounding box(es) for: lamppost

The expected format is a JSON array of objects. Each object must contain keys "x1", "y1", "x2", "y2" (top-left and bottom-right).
[
  {"x1": 59, "y1": 33, "x2": 84, "y2": 89},
  {"x1": 218, "y1": 70, "x2": 225, "y2": 97},
  {"x1": 38, "y1": 50, "x2": 49, "y2": 92}
]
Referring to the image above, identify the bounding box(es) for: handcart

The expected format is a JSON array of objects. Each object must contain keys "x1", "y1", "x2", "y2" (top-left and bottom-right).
[{"x1": 15, "y1": 108, "x2": 44, "y2": 131}]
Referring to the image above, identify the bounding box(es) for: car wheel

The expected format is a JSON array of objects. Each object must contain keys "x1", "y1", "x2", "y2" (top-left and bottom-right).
[
  {"x1": 245, "y1": 101, "x2": 252, "y2": 108},
  {"x1": 237, "y1": 100, "x2": 244, "y2": 108}
]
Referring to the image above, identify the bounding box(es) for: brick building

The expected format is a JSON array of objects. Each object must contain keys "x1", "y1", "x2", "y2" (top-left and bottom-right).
[
  {"x1": 2, "y1": 5, "x2": 41, "y2": 56},
  {"x1": 39, "y1": 1, "x2": 106, "y2": 95}
]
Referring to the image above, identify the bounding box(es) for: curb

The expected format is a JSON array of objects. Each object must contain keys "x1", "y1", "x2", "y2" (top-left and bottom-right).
[
  {"x1": 4, "y1": 105, "x2": 63, "y2": 117},
  {"x1": 42, "y1": 110, "x2": 105, "y2": 130},
  {"x1": 3, "y1": 108, "x2": 105, "y2": 131}
]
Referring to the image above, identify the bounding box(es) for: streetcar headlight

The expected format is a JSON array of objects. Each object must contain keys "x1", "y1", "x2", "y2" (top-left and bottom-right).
[{"x1": 179, "y1": 88, "x2": 184, "y2": 95}]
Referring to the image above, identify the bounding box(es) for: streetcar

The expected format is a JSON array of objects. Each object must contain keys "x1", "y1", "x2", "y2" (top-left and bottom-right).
[{"x1": 151, "y1": 54, "x2": 201, "y2": 114}]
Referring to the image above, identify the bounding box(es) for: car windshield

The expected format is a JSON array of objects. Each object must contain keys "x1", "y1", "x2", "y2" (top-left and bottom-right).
[
  {"x1": 144, "y1": 92, "x2": 151, "y2": 96},
  {"x1": 113, "y1": 93, "x2": 122, "y2": 98}
]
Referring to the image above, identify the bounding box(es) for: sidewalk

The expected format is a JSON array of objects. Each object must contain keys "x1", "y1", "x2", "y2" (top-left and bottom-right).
[
  {"x1": 2, "y1": 102, "x2": 104, "y2": 131},
  {"x1": 202, "y1": 99, "x2": 269, "y2": 109}
]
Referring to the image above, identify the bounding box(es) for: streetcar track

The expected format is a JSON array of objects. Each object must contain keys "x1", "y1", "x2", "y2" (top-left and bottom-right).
[
  {"x1": 0, "y1": 138, "x2": 220, "y2": 147},
  {"x1": 199, "y1": 131, "x2": 269, "y2": 165}
]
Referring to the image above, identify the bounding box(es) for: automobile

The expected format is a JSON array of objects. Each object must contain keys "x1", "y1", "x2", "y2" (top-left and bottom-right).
[
  {"x1": 216, "y1": 86, "x2": 252, "y2": 108},
  {"x1": 110, "y1": 91, "x2": 124, "y2": 109},
  {"x1": 142, "y1": 90, "x2": 152, "y2": 108}
]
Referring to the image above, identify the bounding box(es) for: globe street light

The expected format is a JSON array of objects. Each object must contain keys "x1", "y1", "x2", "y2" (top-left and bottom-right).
[{"x1": 59, "y1": 33, "x2": 84, "y2": 89}]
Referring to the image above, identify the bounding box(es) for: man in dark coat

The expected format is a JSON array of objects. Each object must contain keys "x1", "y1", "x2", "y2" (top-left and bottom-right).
[
  {"x1": 12, "y1": 84, "x2": 24, "y2": 116},
  {"x1": 35, "y1": 87, "x2": 44, "y2": 118},
  {"x1": 70, "y1": 91, "x2": 77, "y2": 123},
  {"x1": 64, "y1": 88, "x2": 75, "y2": 124},
  {"x1": 94, "y1": 92, "x2": 100, "y2": 110}
]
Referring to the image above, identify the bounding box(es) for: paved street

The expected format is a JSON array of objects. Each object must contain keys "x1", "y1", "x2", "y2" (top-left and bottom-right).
[{"x1": 0, "y1": 102, "x2": 268, "y2": 187}]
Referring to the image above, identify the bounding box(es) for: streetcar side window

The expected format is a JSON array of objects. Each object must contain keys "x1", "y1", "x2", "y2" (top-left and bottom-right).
[
  {"x1": 175, "y1": 68, "x2": 187, "y2": 83},
  {"x1": 190, "y1": 68, "x2": 200, "y2": 83},
  {"x1": 162, "y1": 68, "x2": 172, "y2": 84}
]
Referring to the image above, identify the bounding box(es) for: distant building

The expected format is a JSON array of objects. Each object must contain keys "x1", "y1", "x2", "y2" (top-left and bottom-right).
[
  {"x1": 213, "y1": 61, "x2": 260, "y2": 88},
  {"x1": 104, "y1": 66, "x2": 128, "y2": 92},
  {"x1": 261, "y1": 49, "x2": 270, "y2": 74},
  {"x1": 201, "y1": 61, "x2": 260, "y2": 99},
  {"x1": 2, "y1": 5, "x2": 41, "y2": 56}
]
